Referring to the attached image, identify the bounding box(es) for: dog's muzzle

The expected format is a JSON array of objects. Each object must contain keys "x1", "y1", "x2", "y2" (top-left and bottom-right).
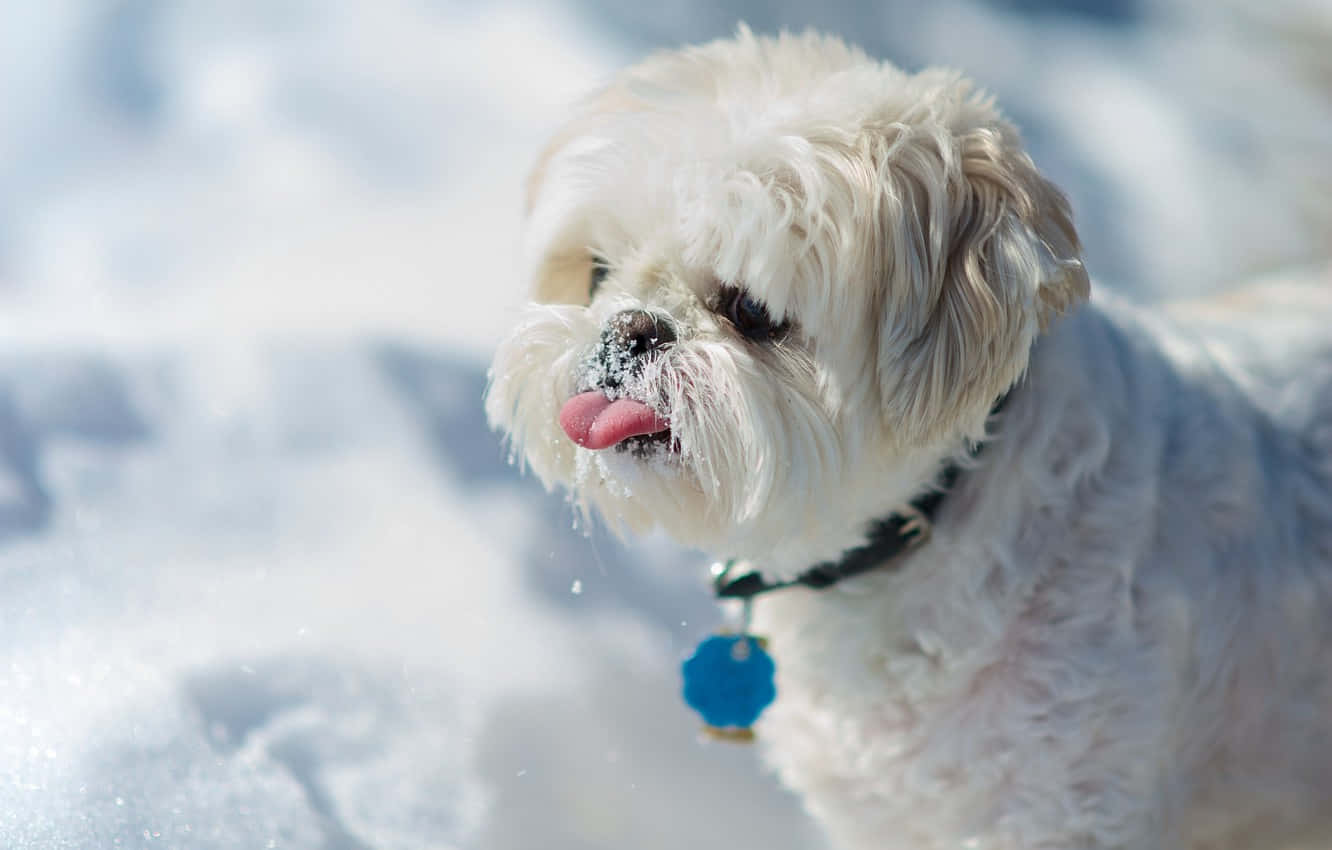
[{"x1": 560, "y1": 309, "x2": 677, "y2": 452}]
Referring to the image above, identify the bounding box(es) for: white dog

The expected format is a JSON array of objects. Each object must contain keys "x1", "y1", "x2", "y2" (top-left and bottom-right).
[{"x1": 486, "y1": 28, "x2": 1332, "y2": 850}]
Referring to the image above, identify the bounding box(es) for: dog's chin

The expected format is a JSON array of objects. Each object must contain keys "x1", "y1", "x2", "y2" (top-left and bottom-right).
[
  {"x1": 568, "y1": 437, "x2": 714, "y2": 538},
  {"x1": 566, "y1": 438, "x2": 829, "y2": 569},
  {"x1": 557, "y1": 432, "x2": 772, "y2": 561}
]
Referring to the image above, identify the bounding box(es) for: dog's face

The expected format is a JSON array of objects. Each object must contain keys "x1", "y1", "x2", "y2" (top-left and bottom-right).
[{"x1": 486, "y1": 30, "x2": 1087, "y2": 571}]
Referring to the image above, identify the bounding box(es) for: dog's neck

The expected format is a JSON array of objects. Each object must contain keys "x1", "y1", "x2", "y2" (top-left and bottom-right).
[{"x1": 713, "y1": 395, "x2": 1009, "y2": 600}]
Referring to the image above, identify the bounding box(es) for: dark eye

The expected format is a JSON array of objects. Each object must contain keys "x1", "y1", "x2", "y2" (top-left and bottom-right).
[
  {"x1": 589, "y1": 257, "x2": 610, "y2": 299},
  {"x1": 719, "y1": 285, "x2": 789, "y2": 342}
]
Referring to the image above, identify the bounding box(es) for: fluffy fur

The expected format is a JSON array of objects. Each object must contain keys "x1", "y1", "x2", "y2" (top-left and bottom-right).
[{"x1": 486, "y1": 28, "x2": 1332, "y2": 850}]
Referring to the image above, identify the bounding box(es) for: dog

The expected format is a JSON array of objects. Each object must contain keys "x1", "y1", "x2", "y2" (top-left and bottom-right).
[{"x1": 485, "y1": 28, "x2": 1332, "y2": 850}]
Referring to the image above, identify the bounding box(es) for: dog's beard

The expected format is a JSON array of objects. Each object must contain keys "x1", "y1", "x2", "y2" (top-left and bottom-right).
[{"x1": 486, "y1": 299, "x2": 858, "y2": 559}]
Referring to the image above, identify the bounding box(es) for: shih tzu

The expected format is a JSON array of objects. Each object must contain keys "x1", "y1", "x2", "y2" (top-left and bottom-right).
[{"x1": 485, "y1": 28, "x2": 1332, "y2": 850}]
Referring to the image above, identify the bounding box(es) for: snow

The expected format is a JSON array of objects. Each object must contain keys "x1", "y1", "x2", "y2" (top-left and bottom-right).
[{"x1": 0, "y1": 0, "x2": 1327, "y2": 847}]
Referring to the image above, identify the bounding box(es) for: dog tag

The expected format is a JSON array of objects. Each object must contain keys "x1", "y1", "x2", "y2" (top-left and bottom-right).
[{"x1": 681, "y1": 632, "x2": 776, "y2": 741}]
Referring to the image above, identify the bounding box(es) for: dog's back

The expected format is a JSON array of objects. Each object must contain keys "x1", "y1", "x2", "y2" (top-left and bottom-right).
[{"x1": 1123, "y1": 273, "x2": 1332, "y2": 848}]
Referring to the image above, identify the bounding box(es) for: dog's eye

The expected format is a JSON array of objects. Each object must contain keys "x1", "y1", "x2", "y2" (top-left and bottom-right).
[
  {"x1": 719, "y1": 285, "x2": 788, "y2": 342},
  {"x1": 589, "y1": 257, "x2": 610, "y2": 300}
]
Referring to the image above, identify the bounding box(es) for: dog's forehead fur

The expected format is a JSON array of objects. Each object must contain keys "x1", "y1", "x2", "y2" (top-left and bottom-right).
[{"x1": 525, "y1": 30, "x2": 1014, "y2": 334}]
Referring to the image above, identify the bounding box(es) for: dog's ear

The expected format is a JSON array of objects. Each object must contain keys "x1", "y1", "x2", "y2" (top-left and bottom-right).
[
  {"x1": 940, "y1": 118, "x2": 1089, "y2": 337},
  {"x1": 877, "y1": 105, "x2": 1088, "y2": 443},
  {"x1": 524, "y1": 84, "x2": 644, "y2": 216},
  {"x1": 519, "y1": 84, "x2": 640, "y2": 305},
  {"x1": 956, "y1": 124, "x2": 1090, "y2": 328}
]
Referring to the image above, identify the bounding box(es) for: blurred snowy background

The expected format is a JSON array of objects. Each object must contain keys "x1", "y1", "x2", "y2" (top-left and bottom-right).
[{"x1": 1, "y1": 0, "x2": 1328, "y2": 847}]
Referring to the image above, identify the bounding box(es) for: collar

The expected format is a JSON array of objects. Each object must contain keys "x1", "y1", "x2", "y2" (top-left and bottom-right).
[{"x1": 712, "y1": 395, "x2": 1006, "y2": 600}]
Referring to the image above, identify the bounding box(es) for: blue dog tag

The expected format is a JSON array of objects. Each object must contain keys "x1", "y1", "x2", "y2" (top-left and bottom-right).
[{"x1": 681, "y1": 633, "x2": 776, "y2": 739}]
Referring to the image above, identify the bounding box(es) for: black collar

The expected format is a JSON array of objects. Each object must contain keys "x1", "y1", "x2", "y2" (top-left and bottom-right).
[{"x1": 712, "y1": 396, "x2": 1006, "y2": 601}]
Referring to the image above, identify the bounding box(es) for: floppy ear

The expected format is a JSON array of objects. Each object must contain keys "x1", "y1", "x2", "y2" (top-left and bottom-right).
[
  {"x1": 524, "y1": 83, "x2": 645, "y2": 216},
  {"x1": 945, "y1": 118, "x2": 1089, "y2": 333},
  {"x1": 878, "y1": 111, "x2": 1088, "y2": 444},
  {"x1": 520, "y1": 82, "x2": 649, "y2": 305}
]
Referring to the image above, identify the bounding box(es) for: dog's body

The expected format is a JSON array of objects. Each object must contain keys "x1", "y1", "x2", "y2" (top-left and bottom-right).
[
  {"x1": 486, "y1": 29, "x2": 1332, "y2": 849},
  {"x1": 754, "y1": 281, "x2": 1332, "y2": 850}
]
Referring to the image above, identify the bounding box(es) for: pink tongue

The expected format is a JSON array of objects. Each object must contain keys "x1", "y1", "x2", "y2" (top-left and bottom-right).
[{"x1": 559, "y1": 391, "x2": 670, "y2": 450}]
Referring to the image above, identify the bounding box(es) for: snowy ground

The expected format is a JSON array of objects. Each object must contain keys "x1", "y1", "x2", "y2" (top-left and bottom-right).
[{"x1": 1, "y1": 1, "x2": 1328, "y2": 848}]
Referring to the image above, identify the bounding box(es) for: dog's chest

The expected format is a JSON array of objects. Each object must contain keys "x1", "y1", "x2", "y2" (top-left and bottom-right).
[{"x1": 747, "y1": 570, "x2": 1008, "y2": 849}]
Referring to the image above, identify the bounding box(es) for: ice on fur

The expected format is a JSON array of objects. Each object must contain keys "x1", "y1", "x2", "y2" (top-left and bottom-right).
[{"x1": 487, "y1": 27, "x2": 1332, "y2": 850}]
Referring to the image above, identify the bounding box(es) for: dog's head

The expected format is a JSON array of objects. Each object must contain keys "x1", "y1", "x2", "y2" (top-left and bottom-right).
[{"x1": 486, "y1": 29, "x2": 1087, "y2": 570}]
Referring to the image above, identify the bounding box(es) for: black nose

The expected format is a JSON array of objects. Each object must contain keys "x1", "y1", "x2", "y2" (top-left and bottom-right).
[
  {"x1": 604, "y1": 309, "x2": 677, "y2": 357},
  {"x1": 595, "y1": 309, "x2": 676, "y2": 390}
]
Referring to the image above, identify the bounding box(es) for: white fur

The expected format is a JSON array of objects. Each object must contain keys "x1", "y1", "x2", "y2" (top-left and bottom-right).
[{"x1": 486, "y1": 28, "x2": 1332, "y2": 850}]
